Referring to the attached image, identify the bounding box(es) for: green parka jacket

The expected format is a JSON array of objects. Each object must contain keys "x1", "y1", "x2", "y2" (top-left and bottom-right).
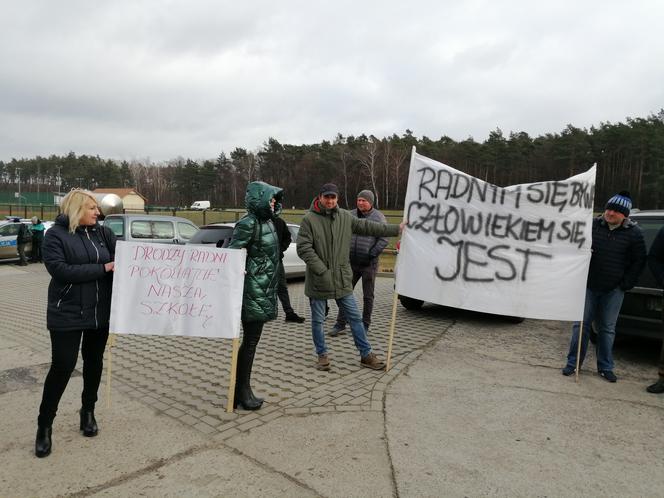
[
  {"x1": 229, "y1": 181, "x2": 283, "y2": 322},
  {"x1": 297, "y1": 197, "x2": 400, "y2": 299}
]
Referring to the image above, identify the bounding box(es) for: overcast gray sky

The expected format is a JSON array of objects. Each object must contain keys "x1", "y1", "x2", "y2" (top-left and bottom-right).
[{"x1": 1, "y1": 0, "x2": 662, "y2": 163}]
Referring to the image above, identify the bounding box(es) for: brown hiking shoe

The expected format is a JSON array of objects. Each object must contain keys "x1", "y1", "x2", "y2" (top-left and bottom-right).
[
  {"x1": 316, "y1": 354, "x2": 331, "y2": 371},
  {"x1": 361, "y1": 352, "x2": 385, "y2": 370}
]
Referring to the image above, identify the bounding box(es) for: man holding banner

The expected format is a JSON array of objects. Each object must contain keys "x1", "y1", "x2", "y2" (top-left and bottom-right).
[
  {"x1": 562, "y1": 192, "x2": 646, "y2": 382},
  {"x1": 330, "y1": 189, "x2": 388, "y2": 336},
  {"x1": 297, "y1": 183, "x2": 402, "y2": 371}
]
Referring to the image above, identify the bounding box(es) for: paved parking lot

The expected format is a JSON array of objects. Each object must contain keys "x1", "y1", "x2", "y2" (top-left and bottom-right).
[
  {"x1": 0, "y1": 263, "x2": 451, "y2": 438},
  {"x1": 2, "y1": 261, "x2": 664, "y2": 497},
  {"x1": 1, "y1": 262, "x2": 660, "y2": 411}
]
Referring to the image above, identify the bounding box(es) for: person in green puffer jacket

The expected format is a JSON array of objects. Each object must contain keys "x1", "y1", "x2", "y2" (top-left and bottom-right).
[
  {"x1": 297, "y1": 183, "x2": 403, "y2": 372},
  {"x1": 228, "y1": 181, "x2": 282, "y2": 410}
]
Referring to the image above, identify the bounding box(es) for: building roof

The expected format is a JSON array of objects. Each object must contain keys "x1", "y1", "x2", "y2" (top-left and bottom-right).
[{"x1": 93, "y1": 188, "x2": 147, "y2": 201}]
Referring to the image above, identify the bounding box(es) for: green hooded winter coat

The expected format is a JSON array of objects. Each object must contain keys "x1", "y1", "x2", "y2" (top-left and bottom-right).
[
  {"x1": 297, "y1": 197, "x2": 400, "y2": 299},
  {"x1": 229, "y1": 181, "x2": 283, "y2": 322}
]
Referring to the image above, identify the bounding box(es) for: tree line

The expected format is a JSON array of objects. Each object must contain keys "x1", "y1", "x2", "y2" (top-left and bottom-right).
[{"x1": 1, "y1": 111, "x2": 663, "y2": 210}]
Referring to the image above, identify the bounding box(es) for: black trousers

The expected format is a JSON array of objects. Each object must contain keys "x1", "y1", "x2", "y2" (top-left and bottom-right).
[
  {"x1": 37, "y1": 329, "x2": 109, "y2": 427},
  {"x1": 237, "y1": 320, "x2": 264, "y2": 389},
  {"x1": 659, "y1": 307, "x2": 664, "y2": 379},
  {"x1": 30, "y1": 237, "x2": 43, "y2": 262},
  {"x1": 335, "y1": 260, "x2": 378, "y2": 329},
  {"x1": 276, "y1": 260, "x2": 294, "y2": 315}
]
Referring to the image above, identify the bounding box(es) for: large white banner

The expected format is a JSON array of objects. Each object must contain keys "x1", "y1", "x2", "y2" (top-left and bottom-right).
[
  {"x1": 110, "y1": 242, "x2": 246, "y2": 338},
  {"x1": 395, "y1": 150, "x2": 596, "y2": 321}
]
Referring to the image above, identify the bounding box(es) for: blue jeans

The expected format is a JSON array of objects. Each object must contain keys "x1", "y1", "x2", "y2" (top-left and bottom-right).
[
  {"x1": 566, "y1": 287, "x2": 625, "y2": 372},
  {"x1": 310, "y1": 295, "x2": 372, "y2": 358}
]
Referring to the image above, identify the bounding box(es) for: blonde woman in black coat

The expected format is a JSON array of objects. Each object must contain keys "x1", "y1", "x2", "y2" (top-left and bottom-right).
[{"x1": 35, "y1": 189, "x2": 116, "y2": 458}]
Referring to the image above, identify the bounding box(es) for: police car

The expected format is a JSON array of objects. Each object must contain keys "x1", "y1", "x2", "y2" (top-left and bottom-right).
[{"x1": 0, "y1": 217, "x2": 52, "y2": 261}]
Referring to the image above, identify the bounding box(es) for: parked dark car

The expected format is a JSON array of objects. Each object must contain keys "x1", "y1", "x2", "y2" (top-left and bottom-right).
[{"x1": 614, "y1": 210, "x2": 664, "y2": 340}]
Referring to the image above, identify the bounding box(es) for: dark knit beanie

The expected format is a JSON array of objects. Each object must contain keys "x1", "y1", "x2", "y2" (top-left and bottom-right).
[
  {"x1": 605, "y1": 191, "x2": 632, "y2": 217},
  {"x1": 357, "y1": 190, "x2": 375, "y2": 206}
]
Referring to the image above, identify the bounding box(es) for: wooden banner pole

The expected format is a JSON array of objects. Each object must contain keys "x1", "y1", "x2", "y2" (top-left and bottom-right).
[
  {"x1": 575, "y1": 321, "x2": 583, "y2": 383},
  {"x1": 385, "y1": 177, "x2": 410, "y2": 373},
  {"x1": 105, "y1": 333, "x2": 116, "y2": 408},
  {"x1": 226, "y1": 337, "x2": 240, "y2": 412},
  {"x1": 385, "y1": 291, "x2": 399, "y2": 372}
]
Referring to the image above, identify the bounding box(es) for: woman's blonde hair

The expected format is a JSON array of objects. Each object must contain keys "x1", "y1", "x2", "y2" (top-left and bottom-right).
[{"x1": 60, "y1": 189, "x2": 98, "y2": 233}]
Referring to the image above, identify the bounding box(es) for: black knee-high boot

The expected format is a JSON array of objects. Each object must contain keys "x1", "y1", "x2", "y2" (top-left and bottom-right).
[{"x1": 234, "y1": 321, "x2": 264, "y2": 410}]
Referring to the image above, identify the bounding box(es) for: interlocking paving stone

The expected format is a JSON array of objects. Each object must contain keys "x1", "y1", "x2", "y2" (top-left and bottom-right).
[
  {"x1": 310, "y1": 406, "x2": 336, "y2": 414},
  {"x1": 336, "y1": 405, "x2": 361, "y2": 412},
  {"x1": 193, "y1": 421, "x2": 217, "y2": 435},
  {"x1": 165, "y1": 407, "x2": 186, "y2": 418},
  {"x1": 0, "y1": 265, "x2": 453, "y2": 435},
  {"x1": 284, "y1": 407, "x2": 310, "y2": 415},
  {"x1": 260, "y1": 411, "x2": 283, "y2": 422},
  {"x1": 214, "y1": 427, "x2": 240, "y2": 440},
  {"x1": 236, "y1": 418, "x2": 264, "y2": 432}
]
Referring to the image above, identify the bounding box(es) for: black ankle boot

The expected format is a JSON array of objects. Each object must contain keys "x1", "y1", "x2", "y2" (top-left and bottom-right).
[
  {"x1": 35, "y1": 426, "x2": 52, "y2": 458},
  {"x1": 234, "y1": 385, "x2": 264, "y2": 410},
  {"x1": 80, "y1": 409, "x2": 98, "y2": 437}
]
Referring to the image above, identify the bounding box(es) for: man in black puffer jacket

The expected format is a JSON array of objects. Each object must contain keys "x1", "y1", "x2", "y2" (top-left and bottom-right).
[{"x1": 562, "y1": 191, "x2": 646, "y2": 382}]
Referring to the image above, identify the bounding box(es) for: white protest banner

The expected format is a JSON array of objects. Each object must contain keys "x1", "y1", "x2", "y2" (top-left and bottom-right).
[
  {"x1": 395, "y1": 150, "x2": 596, "y2": 321},
  {"x1": 110, "y1": 242, "x2": 246, "y2": 338}
]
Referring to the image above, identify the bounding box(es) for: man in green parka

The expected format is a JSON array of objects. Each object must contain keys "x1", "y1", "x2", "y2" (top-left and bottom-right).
[
  {"x1": 228, "y1": 181, "x2": 282, "y2": 410},
  {"x1": 297, "y1": 183, "x2": 403, "y2": 371}
]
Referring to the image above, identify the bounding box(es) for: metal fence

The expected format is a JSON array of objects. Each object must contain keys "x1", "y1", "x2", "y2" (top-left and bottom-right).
[
  {"x1": 3, "y1": 203, "x2": 403, "y2": 223},
  {"x1": 0, "y1": 204, "x2": 60, "y2": 221}
]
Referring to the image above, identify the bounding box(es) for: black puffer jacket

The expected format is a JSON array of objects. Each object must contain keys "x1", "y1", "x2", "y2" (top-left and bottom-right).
[
  {"x1": 273, "y1": 216, "x2": 291, "y2": 259},
  {"x1": 43, "y1": 214, "x2": 116, "y2": 331},
  {"x1": 587, "y1": 216, "x2": 646, "y2": 292}
]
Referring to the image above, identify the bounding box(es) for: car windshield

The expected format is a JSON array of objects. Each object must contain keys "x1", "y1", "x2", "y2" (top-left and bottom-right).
[
  {"x1": 633, "y1": 216, "x2": 664, "y2": 290},
  {"x1": 188, "y1": 226, "x2": 234, "y2": 245}
]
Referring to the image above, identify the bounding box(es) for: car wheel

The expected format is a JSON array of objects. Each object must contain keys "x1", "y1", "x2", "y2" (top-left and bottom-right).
[
  {"x1": 399, "y1": 296, "x2": 424, "y2": 310},
  {"x1": 504, "y1": 316, "x2": 525, "y2": 324}
]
